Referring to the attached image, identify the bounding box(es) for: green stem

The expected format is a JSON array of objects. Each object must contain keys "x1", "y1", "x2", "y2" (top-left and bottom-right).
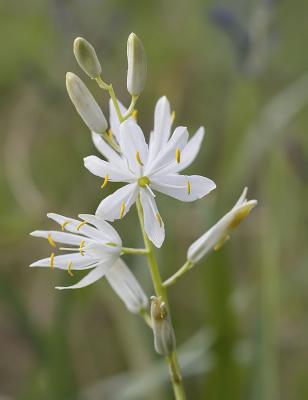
[
  {"x1": 121, "y1": 247, "x2": 149, "y2": 255},
  {"x1": 139, "y1": 309, "x2": 152, "y2": 328},
  {"x1": 136, "y1": 197, "x2": 186, "y2": 400},
  {"x1": 163, "y1": 260, "x2": 194, "y2": 288}
]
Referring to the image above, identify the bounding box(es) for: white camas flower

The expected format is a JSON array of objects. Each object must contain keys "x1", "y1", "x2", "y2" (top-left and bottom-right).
[
  {"x1": 187, "y1": 187, "x2": 257, "y2": 263},
  {"x1": 30, "y1": 213, "x2": 148, "y2": 313},
  {"x1": 84, "y1": 96, "x2": 216, "y2": 248}
]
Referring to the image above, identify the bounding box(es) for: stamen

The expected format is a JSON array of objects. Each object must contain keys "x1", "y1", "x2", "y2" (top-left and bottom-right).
[
  {"x1": 107, "y1": 129, "x2": 113, "y2": 139},
  {"x1": 132, "y1": 109, "x2": 138, "y2": 120},
  {"x1": 214, "y1": 235, "x2": 230, "y2": 251},
  {"x1": 101, "y1": 174, "x2": 109, "y2": 189},
  {"x1": 171, "y1": 111, "x2": 176, "y2": 123},
  {"x1": 187, "y1": 180, "x2": 191, "y2": 195},
  {"x1": 79, "y1": 240, "x2": 85, "y2": 256},
  {"x1": 50, "y1": 252, "x2": 55, "y2": 270},
  {"x1": 176, "y1": 148, "x2": 181, "y2": 163},
  {"x1": 61, "y1": 220, "x2": 70, "y2": 231},
  {"x1": 120, "y1": 201, "x2": 125, "y2": 219},
  {"x1": 67, "y1": 261, "x2": 74, "y2": 277},
  {"x1": 47, "y1": 234, "x2": 57, "y2": 248},
  {"x1": 76, "y1": 220, "x2": 87, "y2": 231},
  {"x1": 156, "y1": 212, "x2": 162, "y2": 227},
  {"x1": 136, "y1": 151, "x2": 144, "y2": 166}
]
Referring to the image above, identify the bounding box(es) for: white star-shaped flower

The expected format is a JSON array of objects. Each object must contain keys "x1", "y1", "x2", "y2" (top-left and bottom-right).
[
  {"x1": 30, "y1": 213, "x2": 148, "y2": 313},
  {"x1": 84, "y1": 96, "x2": 216, "y2": 247}
]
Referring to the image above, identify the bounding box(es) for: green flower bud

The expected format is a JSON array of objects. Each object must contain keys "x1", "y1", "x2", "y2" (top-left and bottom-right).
[
  {"x1": 73, "y1": 37, "x2": 102, "y2": 79},
  {"x1": 66, "y1": 72, "x2": 107, "y2": 134},
  {"x1": 127, "y1": 33, "x2": 147, "y2": 96},
  {"x1": 151, "y1": 296, "x2": 176, "y2": 356}
]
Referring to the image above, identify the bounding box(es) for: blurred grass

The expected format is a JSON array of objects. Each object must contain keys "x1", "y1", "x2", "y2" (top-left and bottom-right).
[{"x1": 0, "y1": 0, "x2": 308, "y2": 399}]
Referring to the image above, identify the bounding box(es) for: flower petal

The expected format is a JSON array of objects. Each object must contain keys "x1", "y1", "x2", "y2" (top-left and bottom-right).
[
  {"x1": 148, "y1": 97, "x2": 172, "y2": 162},
  {"x1": 84, "y1": 155, "x2": 134, "y2": 182},
  {"x1": 120, "y1": 120, "x2": 148, "y2": 175},
  {"x1": 140, "y1": 188, "x2": 165, "y2": 248},
  {"x1": 150, "y1": 174, "x2": 216, "y2": 202},
  {"x1": 47, "y1": 213, "x2": 106, "y2": 240},
  {"x1": 109, "y1": 98, "x2": 129, "y2": 142},
  {"x1": 78, "y1": 214, "x2": 121, "y2": 245},
  {"x1": 91, "y1": 132, "x2": 125, "y2": 169},
  {"x1": 106, "y1": 259, "x2": 148, "y2": 313},
  {"x1": 30, "y1": 252, "x2": 96, "y2": 270},
  {"x1": 95, "y1": 183, "x2": 138, "y2": 221},
  {"x1": 145, "y1": 126, "x2": 189, "y2": 176},
  {"x1": 30, "y1": 230, "x2": 86, "y2": 246},
  {"x1": 55, "y1": 261, "x2": 112, "y2": 290}
]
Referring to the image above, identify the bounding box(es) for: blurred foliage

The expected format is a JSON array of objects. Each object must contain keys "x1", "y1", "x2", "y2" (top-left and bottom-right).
[{"x1": 0, "y1": 0, "x2": 308, "y2": 399}]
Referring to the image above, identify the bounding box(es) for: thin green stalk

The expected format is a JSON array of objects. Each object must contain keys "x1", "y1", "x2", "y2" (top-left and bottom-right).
[
  {"x1": 163, "y1": 260, "x2": 194, "y2": 288},
  {"x1": 121, "y1": 247, "x2": 149, "y2": 255},
  {"x1": 139, "y1": 308, "x2": 153, "y2": 328},
  {"x1": 136, "y1": 197, "x2": 186, "y2": 400}
]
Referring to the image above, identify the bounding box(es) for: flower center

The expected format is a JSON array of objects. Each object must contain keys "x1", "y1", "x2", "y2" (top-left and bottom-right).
[{"x1": 138, "y1": 176, "x2": 150, "y2": 187}]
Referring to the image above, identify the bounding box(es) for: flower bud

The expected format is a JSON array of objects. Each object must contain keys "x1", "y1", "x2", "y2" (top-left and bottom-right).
[
  {"x1": 73, "y1": 37, "x2": 102, "y2": 79},
  {"x1": 187, "y1": 188, "x2": 257, "y2": 264},
  {"x1": 106, "y1": 259, "x2": 148, "y2": 314},
  {"x1": 127, "y1": 33, "x2": 147, "y2": 96},
  {"x1": 66, "y1": 72, "x2": 107, "y2": 134},
  {"x1": 150, "y1": 296, "x2": 176, "y2": 356}
]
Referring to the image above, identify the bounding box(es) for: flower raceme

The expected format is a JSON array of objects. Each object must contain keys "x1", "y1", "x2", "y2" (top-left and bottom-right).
[
  {"x1": 30, "y1": 213, "x2": 148, "y2": 313},
  {"x1": 84, "y1": 96, "x2": 216, "y2": 248},
  {"x1": 187, "y1": 187, "x2": 257, "y2": 263}
]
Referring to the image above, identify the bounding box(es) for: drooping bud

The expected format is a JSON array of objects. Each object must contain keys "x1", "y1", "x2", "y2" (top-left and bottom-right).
[
  {"x1": 187, "y1": 188, "x2": 257, "y2": 264},
  {"x1": 66, "y1": 72, "x2": 107, "y2": 134},
  {"x1": 150, "y1": 296, "x2": 176, "y2": 356},
  {"x1": 127, "y1": 33, "x2": 147, "y2": 96},
  {"x1": 106, "y1": 259, "x2": 148, "y2": 314},
  {"x1": 73, "y1": 37, "x2": 102, "y2": 79}
]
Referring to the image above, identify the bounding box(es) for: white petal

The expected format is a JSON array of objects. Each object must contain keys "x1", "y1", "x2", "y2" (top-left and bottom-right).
[
  {"x1": 30, "y1": 230, "x2": 86, "y2": 246},
  {"x1": 91, "y1": 132, "x2": 126, "y2": 169},
  {"x1": 233, "y1": 187, "x2": 248, "y2": 208},
  {"x1": 120, "y1": 120, "x2": 148, "y2": 175},
  {"x1": 56, "y1": 262, "x2": 112, "y2": 290},
  {"x1": 140, "y1": 188, "x2": 165, "y2": 248},
  {"x1": 150, "y1": 174, "x2": 216, "y2": 202},
  {"x1": 78, "y1": 214, "x2": 121, "y2": 245},
  {"x1": 146, "y1": 126, "x2": 189, "y2": 176},
  {"x1": 95, "y1": 183, "x2": 138, "y2": 221},
  {"x1": 47, "y1": 213, "x2": 105, "y2": 240},
  {"x1": 109, "y1": 98, "x2": 129, "y2": 142},
  {"x1": 84, "y1": 155, "x2": 134, "y2": 182},
  {"x1": 148, "y1": 96, "x2": 172, "y2": 162},
  {"x1": 106, "y1": 259, "x2": 148, "y2": 313},
  {"x1": 30, "y1": 253, "x2": 96, "y2": 270}
]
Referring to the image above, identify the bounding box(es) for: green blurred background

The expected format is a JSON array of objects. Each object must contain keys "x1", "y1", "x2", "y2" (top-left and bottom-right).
[{"x1": 1, "y1": 0, "x2": 307, "y2": 399}]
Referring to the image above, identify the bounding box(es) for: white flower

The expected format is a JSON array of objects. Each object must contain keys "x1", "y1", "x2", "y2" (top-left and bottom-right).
[
  {"x1": 187, "y1": 188, "x2": 257, "y2": 263},
  {"x1": 30, "y1": 213, "x2": 148, "y2": 313},
  {"x1": 84, "y1": 96, "x2": 216, "y2": 248}
]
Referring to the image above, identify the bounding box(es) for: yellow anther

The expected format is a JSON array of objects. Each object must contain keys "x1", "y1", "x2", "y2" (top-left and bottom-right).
[
  {"x1": 214, "y1": 235, "x2": 230, "y2": 251},
  {"x1": 47, "y1": 234, "x2": 57, "y2": 248},
  {"x1": 107, "y1": 129, "x2": 113, "y2": 139},
  {"x1": 187, "y1": 180, "x2": 191, "y2": 195},
  {"x1": 156, "y1": 212, "x2": 162, "y2": 227},
  {"x1": 132, "y1": 109, "x2": 138, "y2": 120},
  {"x1": 76, "y1": 220, "x2": 87, "y2": 231},
  {"x1": 228, "y1": 203, "x2": 256, "y2": 230},
  {"x1": 120, "y1": 201, "x2": 125, "y2": 219},
  {"x1": 50, "y1": 252, "x2": 55, "y2": 270},
  {"x1": 171, "y1": 111, "x2": 176, "y2": 123},
  {"x1": 101, "y1": 174, "x2": 109, "y2": 189},
  {"x1": 136, "y1": 151, "x2": 144, "y2": 166},
  {"x1": 79, "y1": 240, "x2": 85, "y2": 256},
  {"x1": 67, "y1": 261, "x2": 74, "y2": 277},
  {"x1": 61, "y1": 220, "x2": 70, "y2": 231},
  {"x1": 176, "y1": 148, "x2": 181, "y2": 163}
]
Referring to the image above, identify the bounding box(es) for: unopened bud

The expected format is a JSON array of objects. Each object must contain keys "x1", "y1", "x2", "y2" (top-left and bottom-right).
[
  {"x1": 127, "y1": 33, "x2": 147, "y2": 96},
  {"x1": 73, "y1": 37, "x2": 102, "y2": 79},
  {"x1": 150, "y1": 296, "x2": 176, "y2": 356},
  {"x1": 66, "y1": 72, "x2": 107, "y2": 134}
]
